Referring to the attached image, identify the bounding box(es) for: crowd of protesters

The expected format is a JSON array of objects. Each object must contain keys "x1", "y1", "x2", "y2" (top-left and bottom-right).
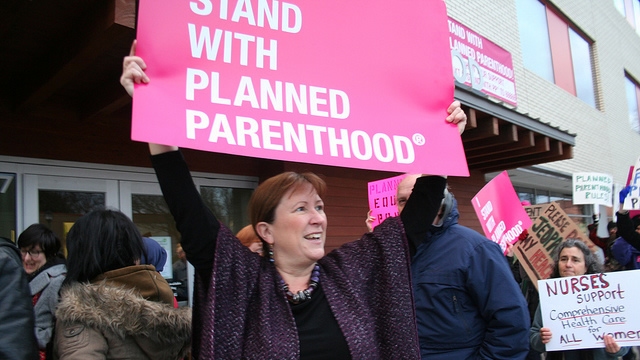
[{"x1": 4, "y1": 185, "x2": 638, "y2": 360}]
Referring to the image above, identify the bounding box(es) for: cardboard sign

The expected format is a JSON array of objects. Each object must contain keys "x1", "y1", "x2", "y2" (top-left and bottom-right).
[
  {"x1": 573, "y1": 172, "x2": 613, "y2": 207},
  {"x1": 367, "y1": 174, "x2": 406, "y2": 230},
  {"x1": 538, "y1": 270, "x2": 640, "y2": 351},
  {"x1": 472, "y1": 171, "x2": 531, "y2": 254},
  {"x1": 524, "y1": 203, "x2": 549, "y2": 222},
  {"x1": 132, "y1": 0, "x2": 469, "y2": 176},
  {"x1": 514, "y1": 202, "x2": 597, "y2": 289}
]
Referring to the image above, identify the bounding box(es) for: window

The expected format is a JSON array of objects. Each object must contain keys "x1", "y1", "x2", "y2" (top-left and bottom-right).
[
  {"x1": 516, "y1": 0, "x2": 597, "y2": 107},
  {"x1": 625, "y1": 74, "x2": 640, "y2": 133},
  {"x1": 569, "y1": 29, "x2": 597, "y2": 108},
  {"x1": 201, "y1": 186, "x2": 253, "y2": 234},
  {"x1": 516, "y1": 0, "x2": 554, "y2": 82},
  {"x1": 615, "y1": 0, "x2": 640, "y2": 35},
  {"x1": 515, "y1": 186, "x2": 591, "y2": 231}
]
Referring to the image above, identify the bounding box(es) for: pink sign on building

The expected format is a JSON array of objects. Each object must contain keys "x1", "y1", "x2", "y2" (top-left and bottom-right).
[
  {"x1": 448, "y1": 17, "x2": 517, "y2": 106},
  {"x1": 131, "y1": 0, "x2": 469, "y2": 176},
  {"x1": 472, "y1": 171, "x2": 532, "y2": 254},
  {"x1": 367, "y1": 174, "x2": 407, "y2": 230}
]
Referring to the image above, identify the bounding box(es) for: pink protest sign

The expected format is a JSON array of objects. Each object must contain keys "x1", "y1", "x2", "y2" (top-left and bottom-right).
[
  {"x1": 471, "y1": 171, "x2": 532, "y2": 254},
  {"x1": 367, "y1": 174, "x2": 407, "y2": 230},
  {"x1": 132, "y1": 0, "x2": 469, "y2": 176},
  {"x1": 448, "y1": 17, "x2": 517, "y2": 106}
]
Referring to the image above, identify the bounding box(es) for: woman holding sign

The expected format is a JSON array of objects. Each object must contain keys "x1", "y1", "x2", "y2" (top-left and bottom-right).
[
  {"x1": 121, "y1": 42, "x2": 467, "y2": 359},
  {"x1": 530, "y1": 239, "x2": 629, "y2": 360}
]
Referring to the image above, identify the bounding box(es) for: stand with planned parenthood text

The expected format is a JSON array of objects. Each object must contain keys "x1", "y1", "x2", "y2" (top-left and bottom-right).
[
  {"x1": 538, "y1": 270, "x2": 640, "y2": 351},
  {"x1": 132, "y1": 0, "x2": 468, "y2": 176}
]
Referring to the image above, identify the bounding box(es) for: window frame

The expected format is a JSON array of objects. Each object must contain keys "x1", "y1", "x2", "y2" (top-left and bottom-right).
[
  {"x1": 517, "y1": 0, "x2": 598, "y2": 108},
  {"x1": 625, "y1": 73, "x2": 640, "y2": 134}
]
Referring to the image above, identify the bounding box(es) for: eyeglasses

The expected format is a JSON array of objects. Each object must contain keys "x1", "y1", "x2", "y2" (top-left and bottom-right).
[{"x1": 20, "y1": 249, "x2": 44, "y2": 258}]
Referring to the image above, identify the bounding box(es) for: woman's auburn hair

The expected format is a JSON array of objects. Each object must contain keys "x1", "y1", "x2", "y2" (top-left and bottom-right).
[
  {"x1": 236, "y1": 224, "x2": 260, "y2": 247},
  {"x1": 248, "y1": 172, "x2": 326, "y2": 236}
]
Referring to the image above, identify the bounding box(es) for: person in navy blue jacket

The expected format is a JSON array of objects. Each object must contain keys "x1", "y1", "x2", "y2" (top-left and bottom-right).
[
  {"x1": 611, "y1": 217, "x2": 640, "y2": 270},
  {"x1": 397, "y1": 175, "x2": 530, "y2": 360}
]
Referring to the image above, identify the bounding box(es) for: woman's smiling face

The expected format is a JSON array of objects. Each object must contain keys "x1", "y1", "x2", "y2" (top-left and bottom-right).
[
  {"x1": 21, "y1": 245, "x2": 47, "y2": 274},
  {"x1": 261, "y1": 182, "x2": 327, "y2": 268}
]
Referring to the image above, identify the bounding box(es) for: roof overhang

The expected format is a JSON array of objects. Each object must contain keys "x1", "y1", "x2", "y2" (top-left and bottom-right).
[{"x1": 455, "y1": 85, "x2": 576, "y2": 173}]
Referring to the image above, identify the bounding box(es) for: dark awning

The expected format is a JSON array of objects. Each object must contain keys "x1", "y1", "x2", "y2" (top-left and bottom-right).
[{"x1": 455, "y1": 86, "x2": 576, "y2": 173}]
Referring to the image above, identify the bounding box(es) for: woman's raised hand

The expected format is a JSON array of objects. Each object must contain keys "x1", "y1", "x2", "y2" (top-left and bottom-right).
[
  {"x1": 446, "y1": 100, "x2": 467, "y2": 135},
  {"x1": 120, "y1": 40, "x2": 149, "y2": 97}
]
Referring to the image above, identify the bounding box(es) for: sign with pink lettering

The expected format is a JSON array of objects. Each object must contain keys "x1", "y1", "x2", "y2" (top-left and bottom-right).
[
  {"x1": 367, "y1": 174, "x2": 407, "y2": 230},
  {"x1": 448, "y1": 17, "x2": 517, "y2": 106},
  {"x1": 472, "y1": 171, "x2": 531, "y2": 254},
  {"x1": 132, "y1": 0, "x2": 469, "y2": 176},
  {"x1": 538, "y1": 271, "x2": 640, "y2": 351}
]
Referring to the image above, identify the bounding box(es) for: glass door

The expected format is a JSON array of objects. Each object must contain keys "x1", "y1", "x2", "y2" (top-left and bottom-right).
[
  {"x1": 14, "y1": 160, "x2": 258, "y2": 308},
  {"x1": 23, "y1": 174, "x2": 118, "y2": 255},
  {"x1": 119, "y1": 180, "x2": 177, "y2": 274}
]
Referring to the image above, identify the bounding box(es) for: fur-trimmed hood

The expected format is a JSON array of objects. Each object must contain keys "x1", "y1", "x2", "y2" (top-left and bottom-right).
[{"x1": 55, "y1": 282, "x2": 191, "y2": 357}]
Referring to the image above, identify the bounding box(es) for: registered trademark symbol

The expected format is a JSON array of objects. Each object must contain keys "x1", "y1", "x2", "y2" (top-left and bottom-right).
[{"x1": 412, "y1": 133, "x2": 425, "y2": 146}]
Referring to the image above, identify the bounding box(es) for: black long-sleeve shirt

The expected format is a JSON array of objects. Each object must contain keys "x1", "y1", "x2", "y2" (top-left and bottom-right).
[{"x1": 151, "y1": 150, "x2": 445, "y2": 359}]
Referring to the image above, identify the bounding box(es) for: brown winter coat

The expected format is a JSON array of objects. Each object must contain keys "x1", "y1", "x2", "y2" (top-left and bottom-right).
[{"x1": 53, "y1": 266, "x2": 191, "y2": 360}]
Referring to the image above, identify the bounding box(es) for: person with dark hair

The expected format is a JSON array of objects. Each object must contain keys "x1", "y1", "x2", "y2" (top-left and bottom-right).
[
  {"x1": 530, "y1": 239, "x2": 629, "y2": 360},
  {"x1": 121, "y1": 44, "x2": 467, "y2": 359},
  {"x1": 617, "y1": 187, "x2": 640, "y2": 251},
  {"x1": 53, "y1": 208, "x2": 191, "y2": 360},
  {"x1": 0, "y1": 236, "x2": 38, "y2": 360},
  {"x1": 611, "y1": 216, "x2": 640, "y2": 270},
  {"x1": 18, "y1": 223, "x2": 66, "y2": 358},
  {"x1": 603, "y1": 221, "x2": 624, "y2": 272}
]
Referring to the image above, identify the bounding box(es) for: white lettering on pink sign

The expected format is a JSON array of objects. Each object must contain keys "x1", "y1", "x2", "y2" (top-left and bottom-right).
[
  {"x1": 472, "y1": 171, "x2": 531, "y2": 254},
  {"x1": 131, "y1": 0, "x2": 469, "y2": 176}
]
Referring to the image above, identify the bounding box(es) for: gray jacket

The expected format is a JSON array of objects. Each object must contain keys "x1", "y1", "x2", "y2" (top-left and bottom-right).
[{"x1": 30, "y1": 263, "x2": 66, "y2": 349}]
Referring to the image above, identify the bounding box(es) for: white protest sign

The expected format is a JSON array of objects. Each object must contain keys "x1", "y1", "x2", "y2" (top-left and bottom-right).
[
  {"x1": 573, "y1": 173, "x2": 613, "y2": 207},
  {"x1": 538, "y1": 270, "x2": 640, "y2": 351}
]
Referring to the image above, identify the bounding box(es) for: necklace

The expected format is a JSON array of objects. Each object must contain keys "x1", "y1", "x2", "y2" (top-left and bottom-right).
[{"x1": 280, "y1": 264, "x2": 320, "y2": 304}]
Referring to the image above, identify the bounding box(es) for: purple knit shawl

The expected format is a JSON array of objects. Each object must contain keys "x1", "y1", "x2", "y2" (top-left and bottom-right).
[{"x1": 191, "y1": 216, "x2": 420, "y2": 359}]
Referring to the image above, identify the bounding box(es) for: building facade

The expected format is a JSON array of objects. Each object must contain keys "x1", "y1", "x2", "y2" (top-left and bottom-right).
[
  {"x1": 1, "y1": 0, "x2": 638, "y2": 289},
  {"x1": 447, "y1": 0, "x2": 640, "y2": 226}
]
